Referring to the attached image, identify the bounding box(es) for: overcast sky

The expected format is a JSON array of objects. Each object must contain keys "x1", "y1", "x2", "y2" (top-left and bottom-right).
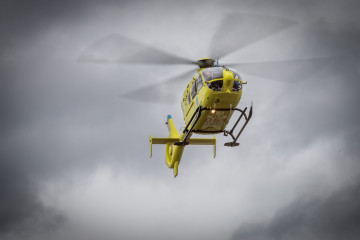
[{"x1": 1, "y1": 0, "x2": 360, "y2": 240}]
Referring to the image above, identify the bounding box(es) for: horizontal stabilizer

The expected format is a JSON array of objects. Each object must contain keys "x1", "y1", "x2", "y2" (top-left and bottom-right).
[
  {"x1": 151, "y1": 137, "x2": 180, "y2": 145},
  {"x1": 149, "y1": 135, "x2": 216, "y2": 158}
]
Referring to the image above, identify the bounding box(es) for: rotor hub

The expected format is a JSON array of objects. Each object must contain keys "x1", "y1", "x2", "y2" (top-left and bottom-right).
[{"x1": 196, "y1": 58, "x2": 216, "y2": 68}]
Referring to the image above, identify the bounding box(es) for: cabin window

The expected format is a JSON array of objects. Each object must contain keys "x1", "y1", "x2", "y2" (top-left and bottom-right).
[
  {"x1": 202, "y1": 67, "x2": 223, "y2": 82},
  {"x1": 207, "y1": 80, "x2": 223, "y2": 91},
  {"x1": 197, "y1": 75, "x2": 204, "y2": 91},
  {"x1": 191, "y1": 81, "x2": 197, "y2": 99},
  {"x1": 233, "y1": 72, "x2": 241, "y2": 80},
  {"x1": 232, "y1": 80, "x2": 242, "y2": 91}
]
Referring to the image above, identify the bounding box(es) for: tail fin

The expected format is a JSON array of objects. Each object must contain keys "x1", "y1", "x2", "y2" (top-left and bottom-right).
[
  {"x1": 166, "y1": 115, "x2": 179, "y2": 138},
  {"x1": 165, "y1": 115, "x2": 182, "y2": 176}
]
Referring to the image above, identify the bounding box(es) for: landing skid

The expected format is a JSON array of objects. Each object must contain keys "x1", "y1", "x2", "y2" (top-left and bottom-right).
[
  {"x1": 223, "y1": 104, "x2": 253, "y2": 147},
  {"x1": 174, "y1": 106, "x2": 202, "y2": 146},
  {"x1": 175, "y1": 103, "x2": 253, "y2": 147}
]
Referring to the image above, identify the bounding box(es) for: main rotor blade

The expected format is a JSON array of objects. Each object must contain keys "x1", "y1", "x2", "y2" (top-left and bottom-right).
[
  {"x1": 210, "y1": 14, "x2": 297, "y2": 59},
  {"x1": 120, "y1": 68, "x2": 197, "y2": 103},
  {"x1": 79, "y1": 34, "x2": 194, "y2": 65},
  {"x1": 228, "y1": 57, "x2": 334, "y2": 82}
]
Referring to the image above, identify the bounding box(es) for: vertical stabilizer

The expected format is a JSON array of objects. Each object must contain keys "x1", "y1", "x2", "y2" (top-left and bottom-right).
[
  {"x1": 165, "y1": 115, "x2": 184, "y2": 177},
  {"x1": 166, "y1": 115, "x2": 179, "y2": 138}
]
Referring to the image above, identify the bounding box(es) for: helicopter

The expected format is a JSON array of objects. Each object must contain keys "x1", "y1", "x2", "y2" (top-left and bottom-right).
[
  {"x1": 149, "y1": 57, "x2": 253, "y2": 177},
  {"x1": 79, "y1": 14, "x2": 332, "y2": 177}
]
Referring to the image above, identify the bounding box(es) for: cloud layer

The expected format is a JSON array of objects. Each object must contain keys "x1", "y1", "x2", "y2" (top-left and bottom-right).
[{"x1": 1, "y1": 0, "x2": 359, "y2": 239}]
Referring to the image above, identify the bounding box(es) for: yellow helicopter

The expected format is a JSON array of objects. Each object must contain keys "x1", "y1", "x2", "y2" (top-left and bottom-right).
[
  {"x1": 149, "y1": 58, "x2": 252, "y2": 177},
  {"x1": 80, "y1": 14, "x2": 331, "y2": 177}
]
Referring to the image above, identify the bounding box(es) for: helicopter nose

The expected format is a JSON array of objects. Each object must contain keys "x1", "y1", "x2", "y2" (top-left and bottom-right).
[{"x1": 222, "y1": 71, "x2": 234, "y2": 93}]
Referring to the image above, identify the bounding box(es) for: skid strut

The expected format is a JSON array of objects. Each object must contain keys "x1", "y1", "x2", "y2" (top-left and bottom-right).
[
  {"x1": 174, "y1": 106, "x2": 203, "y2": 146},
  {"x1": 175, "y1": 104, "x2": 253, "y2": 147},
  {"x1": 223, "y1": 104, "x2": 253, "y2": 147},
  {"x1": 190, "y1": 104, "x2": 253, "y2": 147}
]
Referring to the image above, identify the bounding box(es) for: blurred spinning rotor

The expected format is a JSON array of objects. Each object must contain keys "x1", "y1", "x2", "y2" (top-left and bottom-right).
[{"x1": 79, "y1": 13, "x2": 333, "y2": 102}]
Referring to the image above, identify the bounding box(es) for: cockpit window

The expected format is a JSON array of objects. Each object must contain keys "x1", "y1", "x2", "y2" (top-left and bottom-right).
[
  {"x1": 201, "y1": 67, "x2": 223, "y2": 82},
  {"x1": 207, "y1": 80, "x2": 223, "y2": 91},
  {"x1": 232, "y1": 70, "x2": 241, "y2": 80},
  {"x1": 232, "y1": 80, "x2": 242, "y2": 92},
  {"x1": 197, "y1": 74, "x2": 204, "y2": 91},
  {"x1": 191, "y1": 81, "x2": 197, "y2": 99}
]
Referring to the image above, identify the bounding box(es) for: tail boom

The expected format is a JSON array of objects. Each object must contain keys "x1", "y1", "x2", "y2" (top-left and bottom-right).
[{"x1": 150, "y1": 115, "x2": 216, "y2": 177}]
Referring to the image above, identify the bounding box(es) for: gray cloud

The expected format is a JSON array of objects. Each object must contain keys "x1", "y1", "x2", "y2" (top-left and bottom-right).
[
  {"x1": 232, "y1": 177, "x2": 360, "y2": 240},
  {"x1": 1, "y1": 0, "x2": 360, "y2": 239},
  {"x1": 0, "y1": 0, "x2": 179, "y2": 237},
  {"x1": 0, "y1": 0, "x2": 115, "y2": 237},
  {"x1": 230, "y1": 0, "x2": 360, "y2": 239}
]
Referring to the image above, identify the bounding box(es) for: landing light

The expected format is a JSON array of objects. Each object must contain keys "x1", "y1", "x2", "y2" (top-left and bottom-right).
[{"x1": 211, "y1": 109, "x2": 216, "y2": 114}]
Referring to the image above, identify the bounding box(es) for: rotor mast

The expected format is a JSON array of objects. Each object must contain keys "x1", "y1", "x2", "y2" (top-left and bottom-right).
[{"x1": 195, "y1": 58, "x2": 216, "y2": 69}]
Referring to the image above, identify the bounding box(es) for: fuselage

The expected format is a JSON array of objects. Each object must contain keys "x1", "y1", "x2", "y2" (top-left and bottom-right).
[
  {"x1": 151, "y1": 59, "x2": 252, "y2": 177},
  {"x1": 151, "y1": 63, "x2": 250, "y2": 177},
  {"x1": 181, "y1": 66, "x2": 245, "y2": 134}
]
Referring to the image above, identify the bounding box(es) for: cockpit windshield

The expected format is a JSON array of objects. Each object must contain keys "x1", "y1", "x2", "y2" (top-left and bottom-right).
[
  {"x1": 231, "y1": 69, "x2": 241, "y2": 80},
  {"x1": 201, "y1": 67, "x2": 223, "y2": 82}
]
